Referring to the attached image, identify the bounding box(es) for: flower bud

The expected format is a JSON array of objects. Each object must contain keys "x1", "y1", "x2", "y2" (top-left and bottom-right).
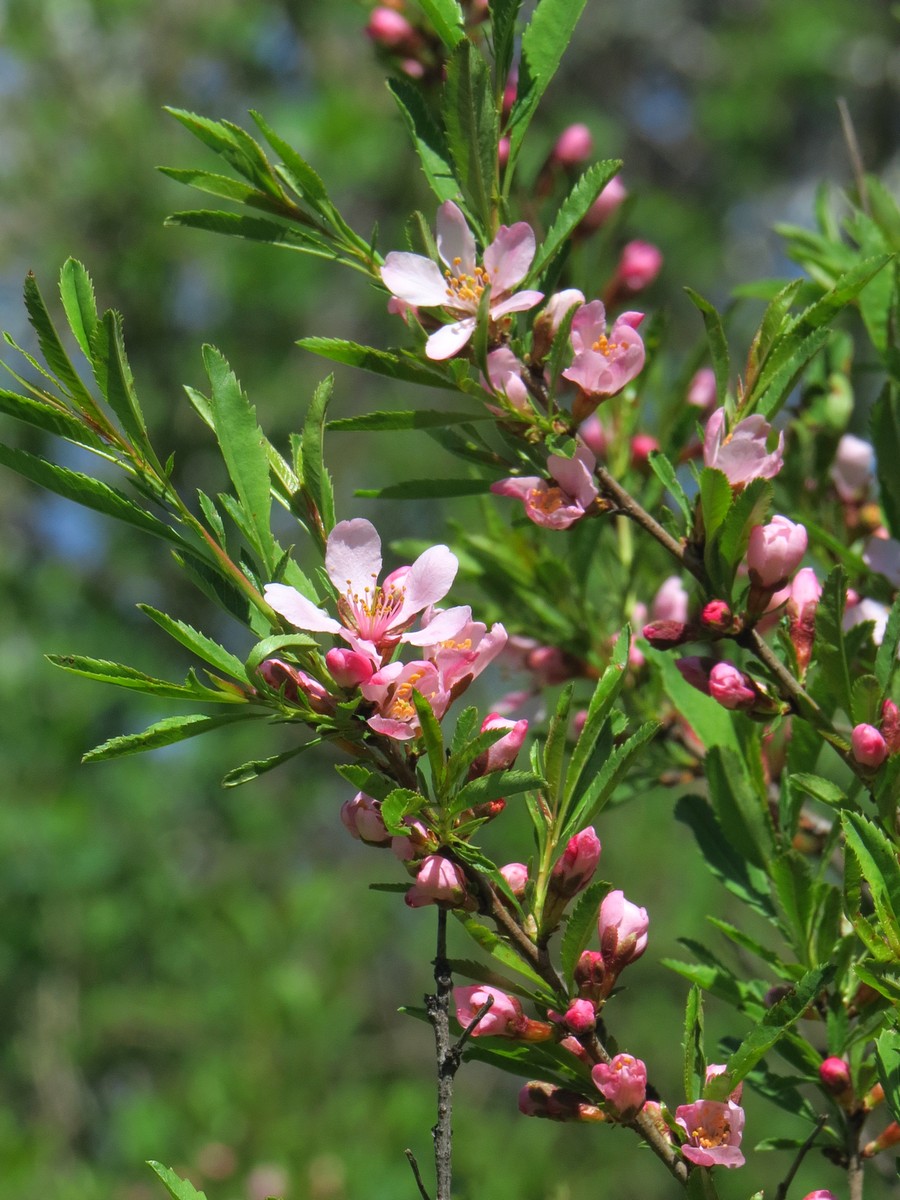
[
  {"x1": 518, "y1": 1081, "x2": 605, "y2": 1122},
  {"x1": 675, "y1": 655, "x2": 715, "y2": 694},
  {"x1": 747, "y1": 516, "x2": 808, "y2": 589},
  {"x1": 630, "y1": 433, "x2": 660, "y2": 467},
  {"x1": 550, "y1": 827, "x2": 602, "y2": 899},
  {"x1": 578, "y1": 413, "x2": 607, "y2": 458},
  {"x1": 614, "y1": 240, "x2": 663, "y2": 295},
  {"x1": 851, "y1": 723, "x2": 887, "y2": 769},
  {"x1": 497, "y1": 136, "x2": 510, "y2": 169},
  {"x1": 801, "y1": 1192, "x2": 838, "y2": 1200},
  {"x1": 598, "y1": 890, "x2": 649, "y2": 972},
  {"x1": 454, "y1": 985, "x2": 553, "y2": 1041},
  {"x1": 787, "y1": 567, "x2": 821, "y2": 674},
  {"x1": 552, "y1": 123, "x2": 594, "y2": 167},
  {"x1": 257, "y1": 658, "x2": 334, "y2": 713},
  {"x1": 819, "y1": 1056, "x2": 853, "y2": 1103},
  {"x1": 340, "y1": 792, "x2": 391, "y2": 845},
  {"x1": 365, "y1": 6, "x2": 418, "y2": 49},
  {"x1": 701, "y1": 600, "x2": 732, "y2": 632},
  {"x1": 562, "y1": 998, "x2": 597, "y2": 1034},
  {"x1": 652, "y1": 576, "x2": 690, "y2": 624},
  {"x1": 500, "y1": 862, "x2": 529, "y2": 896},
  {"x1": 405, "y1": 855, "x2": 471, "y2": 908},
  {"x1": 592, "y1": 1054, "x2": 647, "y2": 1119},
  {"x1": 862, "y1": 1121, "x2": 900, "y2": 1158},
  {"x1": 830, "y1": 434, "x2": 874, "y2": 503},
  {"x1": 469, "y1": 713, "x2": 529, "y2": 777},
  {"x1": 708, "y1": 662, "x2": 757, "y2": 711},
  {"x1": 642, "y1": 619, "x2": 690, "y2": 649},
  {"x1": 326, "y1": 647, "x2": 375, "y2": 688},
  {"x1": 686, "y1": 367, "x2": 717, "y2": 412},
  {"x1": 881, "y1": 699, "x2": 900, "y2": 755},
  {"x1": 574, "y1": 950, "x2": 606, "y2": 1000}
]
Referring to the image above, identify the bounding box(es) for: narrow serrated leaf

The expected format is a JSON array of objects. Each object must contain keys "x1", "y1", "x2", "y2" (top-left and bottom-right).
[
  {"x1": 83, "y1": 713, "x2": 260, "y2": 762},
  {"x1": 59, "y1": 258, "x2": 98, "y2": 360}
]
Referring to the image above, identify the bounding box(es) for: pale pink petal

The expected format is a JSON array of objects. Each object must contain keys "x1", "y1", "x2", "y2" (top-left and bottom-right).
[
  {"x1": 367, "y1": 715, "x2": 419, "y2": 740},
  {"x1": 489, "y1": 289, "x2": 544, "y2": 319},
  {"x1": 264, "y1": 583, "x2": 342, "y2": 634},
  {"x1": 548, "y1": 445, "x2": 598, "y2": 507},
  {"x1": 490, "y1": 476, "x2": 543, "y2": 502},
  {"x1": 426, "y1": 319, "x2": 476, "y2": 360},
  {"x1": 381, "y1": 252, "x2": 448, "y2": 306},
  {"x1": 483, "y1": 222, "x2": 536, "y2": 291},
  {"x1": 404, "y1": 605, "x2": 472, "y2": 646},
  {"x1": 616, "y1": 311, "x2": 646, "y2": 329},
  {"x1": 436, "y1": 201, "x2": 476, "y2": 274},
  {"x1": 397, "y1": 543, "x2": 459, "y2": 619},
  {"x1": 325, "y1": 519, "x2": 383, "y2": 595},
  {"x1": 569, "y1": 301, "x2": 608, "y2": 354}
]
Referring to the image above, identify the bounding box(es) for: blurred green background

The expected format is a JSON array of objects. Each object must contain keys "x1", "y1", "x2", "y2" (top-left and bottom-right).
[{"x1": 0, "y1": 1, "x2": 897, "y2": 1197}]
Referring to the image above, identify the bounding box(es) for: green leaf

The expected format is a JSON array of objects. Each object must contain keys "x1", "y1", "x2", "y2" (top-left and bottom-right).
[
  {"x1": 489, "y1": 0, "x2": 522, "y2": 90},
  {"x1": 248, "y1": 110, "x2": 331, "y2": 214},
  {"x1": 560, "y1": 879, "x2": 611, "y2": 984},
  {"x1": 46, "y1": 654, "x2": 245, "y2": 704},
  {"x1": 841, "y1": 811, "x2": 900, "y2": 958},
  {"x1": 83, "y1": 713, "x2": 261, "y2": 763},
  {"x1": 245, "y1": 634, "x2": 319, "y2": 678},
  {"x1": 165, "y1": 210, "x2": 343, "y2": 263},
  {"x1": 299, "y1": 337, "x2": 462, "y2": 391},
  {"x1": 875, "y1": 598, "x2": 900, "y2": 692},
  {"x1": 505, "y1": 0, "x2": 588, "y2": 164},
  {"x1": 136, "y1": 606, "x2": 248, "y2": 680},
  {"x1": 147, "y1": 1162, "x2": 208, "y2": 1200},
  {"x1": 684, "y1": 289, "x2": 730, "y2": 401},
  {"x1": 356, "y1": 478, "x2": 495, "y2": 500},
  {"x1": 698, "y1": 467, "x2": 733, "y2": 543},
  {"x1": 329, "y1": 409, "x2": 492, "y2": 432},
  {"x1": 703, "y1": 963, "x2": 833, "y2": 1100},
  {"x1": 528, "y1": 160, "x2": 622, "y2": 283},
  {"x1": 675, "y1": 794, "x2": 775, "y2": 919},
  {"x1": 789, "y1": 773, "x2": 849, "y2": 808},
  {"x1": 755, "y1": 328, "x2": 831, "y2": 420},
  {"x1": 647, "y1": 449, "x2": 693, "y2": 532},
  {"x1": 159, "y1": 165, "x2": 284, "y2": 211},
  {"x1": 450, "y1": 769, "x2": 545, "y2": 816},
  {"x1": 683, "y1": 985, "x2": 706, "y2": 1103},
  {"x1": 300, "y1": 375, "x2": 336, "y2": 535},
  {"x1": 0, "y1": 443, "x2": 186, "y2": 548},
  {"x1": 416, "y1": 0, "x2": 465, "y2": 49},
  {"x1": 163, "y1": 108, "x2": 280, "y2": 196},
  {"x1": 387, "y1": 77, "x2": 459, "y2": 206},
  {"x1": 871, "y1": 383, "x2": 900, "y2": 539},
  {"x1": 456, "y1": 916, "x2": 548, "y2": 990},
  {"x1": 543, "y1": 681, "x2": 574, "y2": 805},
  {"x1": 412, "y1": 690, "x2": 445, "y2": 791},
  {"x1": 706, "y1": 746, "x2": 775, "y2": 870},
  {"x1": 0, "y1": 386, "x2": 106, "y2": 451},
  {"x1": 442, "y1": 40, "x2": 497, "y2": 235},
  {"x1": 814, "y1": 566, "x2": 853, "y2": 717},
  {"x1": 59, "y1": 258, "x2": 99, "y2": 360},
  {"x1": 22, "y1": 272, "x2": 98, "y2": 413},
  {"x1": 716, "y1": 478, "x2": 773, "y2": 574},
  {"x1": 561, "y1": 721, "x2": 659, "y2": 840},
  {"x1": 875, "y1": 1028, "x2": 900, "y2": 1125},
  {"x1": 850, "y1": 673, "x2": 882, "y2": 727},
  {"x1": 745, "y1": 279, "x2": 804, "y2": 387},
  {"x1": 221, "y1": 741, "x2": 319, "y2": 787},
  {"x1": 202, "y1": 345, "x2": 276, "y2": 572},
  {"x1": 563, "y1": 631, "x2": 629, "y2": 806},
  {"x1": 91, "y1": 309, "x2": 149, "y2": 449}
]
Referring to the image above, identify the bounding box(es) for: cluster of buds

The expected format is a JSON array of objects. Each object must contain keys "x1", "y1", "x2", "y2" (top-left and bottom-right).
[
  {"x1": 746, "y1": 516, "x2": 808, "y2": 615},
  {"x1": 850, "y1": 699, "x2": 900, "y2": 770},
  {"x1": 364, "y1": 0, "x2": 488, "y2": 81},
  {"x1": 575, "y1": 889, "x2": 649, "y2": 1004}
]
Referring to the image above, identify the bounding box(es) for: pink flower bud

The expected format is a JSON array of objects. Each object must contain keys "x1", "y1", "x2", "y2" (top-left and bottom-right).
[
  {"x1": 340, "y1": 792, "x2": 391, "y2": 845},
  {"x1": 851, "y1": 723, "x2": 887, "y2": 769},
  {"x1": 550, "y1": 827, "x2": 602, "y2": 899},
  {"x1": 881, "y1": 699, "x2": 900, "y2": 755},
  {"x1": 405, "y1": 855, "x2": 470, "y2": 908},
  {"x1": 592, "y1": 1054, "x2": 647, "y2": 1119},
  {"x1": 598, "y1": 890, "x2": 649, "y2": 972},
  {"x1": 675, "y1": 656, "x2": 714, "y2": 694},
  {"x1": 326, "y1": 647, "x2": 375, "y2": 688},
  {"x1": 701, "y1": 600, "x2": 732, "y2": 632},
  {"x1": 687, "y1": 367, "x2": 717, "y2": 411},
  {"x1": 615, "y1": 240, "x2": 663, "y2": 294},
  {"x1": 552, "y1": 123, "x2": 594, "y2": 167},
  {"x1": 454, "y1": 985, "x2": 552, "y2": 1041},
  {"x1": 708, "y1": 662, "x2": 758, "y2": 710},
  {"x1": 652, "y1": 576, "x2": 690, "y2": 624},
  {"x1": 862, "y1": 1121, "x2": 900, "y2": 1158},
  {"x1": 831, "y1": 434, "x2": 874, "y2": 503},
  {"x1": 497, "y1": 136, "x2": 510, "y2": 169},
  {"x1": 642, "y1": 620, "x2": 690, "y2": 649},
  {"x1": 518, "y1": 1081, "x2": 605, "y2": 1122},
  {"x1": 470, "y1": 713, "x2": 529, "y2": 776},
  {"x1": 579, "y1": 175, "x2": 627, "y2": 233},
  {"x1": 630, "y1": 433, "x2": 660, "y2": 466},
  {"x1": 819, "y1": 1056, "x2": 852, "y2": 1095},
  {"x1": 801, "y1": 1192, "x2": 838, "y2": 1200},
  {"x1": 257, "y1": 658, "x2": 334, "y2": 713},
  {"x1": 578, "y1": 413, "x2": 608, "y2": 458},
  {"x1": 787, "y1": 567, "x2": 821, "y2": 674},
  {"x1": 747, "y1": 516, "x2": 808, "y2": 588},
  {"x1": 563, "y1": 998, "x2": 597, "y2": 1034},
  {"x1": 500, "y1": 862, "x2": 529, "y2": 896},
  {"x1": 365, "y1": 6, "x2": 417, "y2": 48},
  {"x1": 574, "y1": 950, "x2": 606, "y2": 999}
]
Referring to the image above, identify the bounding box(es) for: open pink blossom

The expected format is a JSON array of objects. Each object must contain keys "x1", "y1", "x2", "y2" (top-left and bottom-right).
[
  {"x1": 264, "y1": 518, "x2": 466, "y2": 664},
  {"x1": 703, "y1": 408, "x2": 784, "y2": 487},
  {"x1": 675, "y1": 1097, "x2": 745, "y2": 1168},
  {"x1": 421, "y1": 611, "x2": 508, "y2": 696},
  {"x1": 381, "y1": 201, "x2": 543, "y2": 360},
  {"x1": 592, "y1": 1054, "x2": 647, "y2": 1118},
  {"x1": 360, "y1": 659, "x2": 450, "y2": 740},
  {"x1": 562, "y1": 301, "x2": 646, "y2": 397},
  {"x1": 491, "y1": 443, "x2": 599, "y2": 530}
]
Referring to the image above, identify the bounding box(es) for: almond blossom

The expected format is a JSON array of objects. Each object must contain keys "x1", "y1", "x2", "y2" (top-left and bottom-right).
[
  {"x1": 703, "y1": 408, "x2": 784, "y2": 487},
  {"x1": 675, "y1": 1097, "x2": 745, "y2": 1168},
  {"x1": 562, "y1": 301, "x2": 646, "y2": 397},
  {"x1": 264, "y1": 518, "x2": 466, "y2": 665},
  {"x1": 360, "y1": 658, "x2": 450, "y2": 740},
  {"x1": 491, "y1": 443, "x2": 599, "y2": 530},
  {"x1": 381, "y1": 201, "x2": 543, "y2": 360}
]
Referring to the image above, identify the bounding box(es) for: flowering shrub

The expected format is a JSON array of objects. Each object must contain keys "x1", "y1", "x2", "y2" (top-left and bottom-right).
[{"x1": 1, "y1": 1, "x2": 899, "y2": 1199}]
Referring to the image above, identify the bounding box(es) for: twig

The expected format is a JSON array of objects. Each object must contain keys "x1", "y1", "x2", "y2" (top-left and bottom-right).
[
  {"x1": 847, "y1": 1111, "x2": 866, "y2": 1200},
  {"x1": 774, "y1": 1114, "x2": 828, "y2": 1200},
  {"x1": 424, "y1": 909, "x2": 455, "y2": 1200},
  {"x1": 594, "y1": 464, "x2": 704, "y2": 582},
  {"x1": 405, "y1": 1149, "x2": 433, "y2": 1200}
]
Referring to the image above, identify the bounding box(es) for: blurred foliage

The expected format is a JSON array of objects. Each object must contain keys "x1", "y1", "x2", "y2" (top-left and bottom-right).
[{"x1": 0, "y1": 0, "x2": 897, "y2": 1197}]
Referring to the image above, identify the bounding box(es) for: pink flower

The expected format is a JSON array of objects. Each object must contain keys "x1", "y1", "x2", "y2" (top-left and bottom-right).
[
  {"x1": 863, "y1": 535, "x2": 900, "y2": 588},
  {"x1": 703, "y1": 408, "x2": 784, "y2": 487},
  {"x1": 361, "y1": 659, "x2": 450, "y2": 740},
  {"x1": 652, "y1": 576, "x2": 690, "y2": 624},
  {"x1": 562, "y1": 302, "x2": 646, "y2": 398},
  {"x1": 483, "y1": 347, "x2": 530, "y2": 412},
  {"x1": 831, "y1": 434, "x2": 874, "y2": 502},
  {"x1": 265, "y1": 518, "x2": 465, "y2": 665},
  {"x1": 552, "y1": 123, "x2": 594, "y2": 167},
  {"x1": 421, "y1": 611, "x2": 508, "y2": 697},
  {"x1": 406, "y1": 855, "x2": 470, "y2": 908},
  {"x1": 491, "y1": 443, "x2": 599, "y2": 530},
  {"x1": 851, "y1": 723, "x2": 887, "y2": 768},
  {"x1": 562, "y1": 998, "x2": 596, "y2": 1034},
  {"x1": 381, "y1": 201, "x2": 543, "y2": 360},
  {"x1": 614, "y1": 240, "x2": 663, "y2": 295},
  {"x1": 340, "y1": 792, "x2": 391, "y2": 845},
  {"x1": 747, "y1": 516, "x2": 808, "y2": 588},
  {"x1": 592, "y1": 1054, "x2": 647, "y2": 1119},
  {"x1": 701, "y1": 600, "x2": 732, "y2": 632},
  {"x1": 675, "y1": 1098, "x2": 745, "y2": 1168},
  {"x1": 578, "y1": 413, "x2": 608, "y2": 458},
  {"x1": 819, "y1": 1056, "x2": 852, "y2": 1096},
  {"x1": 453, "y1": 985, "x2": 552, "y2": 1040},
  {"x1": 470, "y1": 713, "x2": 529, "y2": 776},
  {"x1": 598, "y1": 890, "x2": 649, "y2": 971},
  {"x1": 687, "y1": 367, "x2": 717, "y2": 411},
  {"x1": 500, "y1": 862, "x2": 529, "y2": 896},
  {"x1": 630, "y1": 433, "x2": 660, "y2": 465},
  {"x1": 550, "y1": 827, "x2": 602, "y2": 898},
  {"x1": 708, "y1": 662, "x2": 758, "y2": 711}
]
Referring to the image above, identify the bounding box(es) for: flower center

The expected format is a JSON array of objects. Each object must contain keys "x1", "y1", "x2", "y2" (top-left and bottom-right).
[
  {"x1": 388, "y1": 669, "x2": 427, "y2": 720},
  {"x1": 338, "y1": 574, "x2": 405, "y2": 639},
  {"x1": 445, "y1": 258, "x2": 491, "y2": 306},
  {"x1": 691, "y1": 1118, "x2": 730, "y2": 1148},
  {"x1": 528, "y1": 485, "x2": 569, "y2": 515},
  {"x1": 591, "y1": 334, "x2": 622, "y2": 357}
]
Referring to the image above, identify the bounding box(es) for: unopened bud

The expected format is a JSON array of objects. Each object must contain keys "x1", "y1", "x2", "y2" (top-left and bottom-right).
[
  {"x1": 598, "y1": 890, "x2": 649, "y2": 974},
  {"x1": 701, "y1": 600, "x2": 732, "y2": 632},
  {"x1": 686, "y1": 367, "x2": 717, "y2": 412},
  {"x1": 550, "y1": 828, "x2": 601, "y2": 899},
  {"x1": 614, "y1": 240, "x2": 663, "y2": 295},
  {"x1": 500, "y1": 862, "x2": 529, "y2": 896},
  {"x1": 642, "y1": 619, "x2": 690, "y2": 649},
  {"x1": 578, "y1": 176, "x2": 627, "y2": 235},
  {"x1": 406, "y1": 855, "x2": 473, "y2": 909},
  {"x1": 851, "y1": 723, "x2": 887, "y2": 769},
  {"x1": 862, "y1": 1122, "x2": 900, "y2": 1158},
  {"x1": 518, "y1": 1081, "x2": 605, "y2": 1122},
  {"x1": 574, "y1": 950, "x2": 606, "y2": 1000},
  {"x1": 326, "y1": 647, "x2": 375, "y2": 688},
  {"x1": 365, "y1": 6, "x2": 418, "y2": 49},
  {"x1": 819, "y1": 1056, "x2": 853, "y2": 1106},
  {"x1": 881, "y1": 699, "x2": 900, "y2": 755},
  {"x1": 340, "y1": 792, "x2": 391, "y2": 845},
  {"x1": 552, "y1": 123, "x2": 594, "y2": 167},
  {"x1": 630, "y1": 433, "x2": 660, "y2": 467},
  {"x1": 592, "y1": 1054, "x2": 647, "y2": 1119}
]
